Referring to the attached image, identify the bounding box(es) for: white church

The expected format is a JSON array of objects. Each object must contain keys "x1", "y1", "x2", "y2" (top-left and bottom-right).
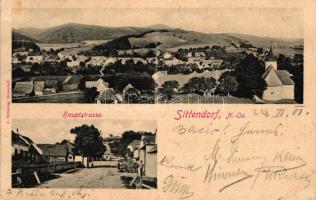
[{"x1": 262, "y1": 46, "x2": 295, "y2": 101}]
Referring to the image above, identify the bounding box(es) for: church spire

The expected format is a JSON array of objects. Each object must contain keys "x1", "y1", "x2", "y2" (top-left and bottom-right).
[
  {"x1": 266, "y1": 40, "x2": 275, "y2": 61},
  {"x1": 264, "y1": 40, "x2": 278, "y2": 70}
]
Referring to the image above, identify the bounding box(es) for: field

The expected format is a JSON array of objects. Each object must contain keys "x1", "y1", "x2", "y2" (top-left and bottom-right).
[
  {"x1": 82, "y1": 40, "x2": 111, "y2": 45},
  {"x1": 37, "y1": 41, "x2": 110, "y2": 56},
  {"x1": 60, "y1": 40, "x2": 111, "y2": 55},
  {"x1": 61, "y1": 45, "x2": 95, "y2": 55},
  {"x1": 128, "y1": 32, "x2": 186, "y2": 48},
  {"x1": 272, "y1": 48, "x2": 303, "y2": 57},
  {"x1": 37, "y1": 43, "x2": 81, "y2": 50},
  {"x1": 166, "y1": 43, "x2": 302, "y2": 57},
  {"x1": 165, "y1": 43, "x2": 215, "y2": 52}
]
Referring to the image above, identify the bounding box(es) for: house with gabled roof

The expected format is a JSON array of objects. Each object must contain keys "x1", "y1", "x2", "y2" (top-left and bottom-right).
[
  {"x1": 103, "y1": 135, "x2": 121, "y2": 155},
  {"x1": 127, "y1": 140, "x2": 141, "y2": 159},
  {"x1": 12, "y1": 130, "x2": 44, "y2": 165},
  {"x1": 85, "y1": 78, "x2": 108, "y2": 92},
  {"x1": 262, "y1": 45, "x2": 295, "y2": 101},
  {"x1": 59, "y1": 140, "x2": 75, "y2": 162},
  {"x1": 85, "y1": 78, "x2": 120, "y2": 104},
  {"x1": 123, "y1": 83, "x2": 140, "y2": 102},
  {"x1": 37, "y1": 142, "x2": 74, "y2": 163}
]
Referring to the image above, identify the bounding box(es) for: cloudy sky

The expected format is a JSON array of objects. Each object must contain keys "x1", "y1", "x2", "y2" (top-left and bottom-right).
[
  {"x1": 12, "y1": 119, "x2": 157, "y2": 144},
  {"x1": 13, "y1": 7, "x2": 303, "y2": 38}
]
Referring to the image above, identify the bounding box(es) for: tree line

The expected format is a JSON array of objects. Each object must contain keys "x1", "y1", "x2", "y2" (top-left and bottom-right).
[{"x1": 70, "y1": 124, "x2": 154, "y2": 160}]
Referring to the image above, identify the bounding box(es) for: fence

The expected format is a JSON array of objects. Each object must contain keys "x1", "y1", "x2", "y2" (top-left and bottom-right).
[
  {"x1": 12, "y1": 162, "x2": 82, "y2": 187},
  {"x1": 20, "y1": 162, "x2": 81, "y2": 175}
]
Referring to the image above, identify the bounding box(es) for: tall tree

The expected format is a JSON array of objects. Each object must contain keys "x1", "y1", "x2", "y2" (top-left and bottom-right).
[
  {"x1": 218, "y1": 75, "x2": 239, "y2": 96},
  {"x1": 182, "y1": 77, "x2": 217, "y2": 94},
  {"x1": 278, "y1": 54, "x2": 304, "y2": 103},
  {"x1": 31, "y1": 63, "x2": 41, "y2": 75},
  {"x1": 235, "y1": 54, "x2": 267, "y2": 98},
  {"x1": 161, "y1": 80, "x2": 180, "y2": 100},
  {"x1": 70, "y1": 124, "x2": 105, "y2": 159}
]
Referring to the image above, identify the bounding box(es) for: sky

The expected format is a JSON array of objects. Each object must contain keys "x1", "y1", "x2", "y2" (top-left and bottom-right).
[
  {"x1": 12, "y1": 119, "x2": 157, "y2": 144},
  {"x1": 12, "y1": 7, "x2": 303, "y2": 38}
]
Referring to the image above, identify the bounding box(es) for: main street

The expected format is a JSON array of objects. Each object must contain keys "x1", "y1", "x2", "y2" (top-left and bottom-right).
[{"x1": 38, "y1": 160, "x2": 135, "y2": 188}]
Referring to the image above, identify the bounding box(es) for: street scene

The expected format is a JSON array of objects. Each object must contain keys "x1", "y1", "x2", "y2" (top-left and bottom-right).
[
  {"x1": 12, "y1": 8, "x2": 303, "y2": 104},
  {"x1": 12, "y1": 119, "x2": 157, "y2": 189},
  {"x1": 38, "y1": 160, "x2": 133, "y2": 188}
]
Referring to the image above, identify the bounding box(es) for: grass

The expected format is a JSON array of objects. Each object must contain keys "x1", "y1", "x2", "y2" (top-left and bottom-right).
[
  {"x1": 128, "y1": 32, "x2": 186, "y2": 48},
  {"x1": 273, "y1": 48, "x2": 303, "y2": 57},
  {"x1": 37, "y1": 43, "x2": 81, "y2": 50},
  {"x1": 37, "y1": 42, "x2": 97, "y2": 55},
  {"x1": 165, "y1": 42, "x2": 218, "y2": 52},
  {"x1": 61, "y1": 45, "x2": 94, "y2": 55}
]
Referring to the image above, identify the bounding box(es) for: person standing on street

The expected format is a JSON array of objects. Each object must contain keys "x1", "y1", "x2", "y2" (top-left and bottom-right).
[{"x1": 137, "y1": 160, "x2": 144, "y2": 188}]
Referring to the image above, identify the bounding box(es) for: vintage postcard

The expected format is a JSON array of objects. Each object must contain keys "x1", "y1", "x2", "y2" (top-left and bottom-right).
[{"x1": 1, "y1": 0, "x2": 316, "y2": 199}]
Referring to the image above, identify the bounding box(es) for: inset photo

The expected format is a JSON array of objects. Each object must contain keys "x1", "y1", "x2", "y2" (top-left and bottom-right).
[
  {"x1": 12, "y1": 8, "x2": 303, "y2": 104},
  {"x1": 11, "y1": 119, "x2": 157, "y2": 189}
]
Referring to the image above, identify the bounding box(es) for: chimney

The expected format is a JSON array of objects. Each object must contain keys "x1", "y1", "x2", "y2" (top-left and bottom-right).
[{"x1": 16, "y1": 128, "x2": 19, "y2": 133}]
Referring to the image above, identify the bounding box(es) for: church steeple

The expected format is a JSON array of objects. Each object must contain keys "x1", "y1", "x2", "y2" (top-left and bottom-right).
[
  {"x1": 266, "y1": 41, "x2": 275, "y2": 61},
  {"x1": 265, "y1": 41, "x2": 278, "y2": 70}
]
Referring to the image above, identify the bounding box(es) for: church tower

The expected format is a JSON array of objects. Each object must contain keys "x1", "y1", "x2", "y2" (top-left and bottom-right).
[{"x1": 265, "y1": 42, "x2": 278, "y2": 70}]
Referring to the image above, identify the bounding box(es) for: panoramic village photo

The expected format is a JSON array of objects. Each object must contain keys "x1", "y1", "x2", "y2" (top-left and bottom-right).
[
  {"x1": 12, "y1": 119, "x2": 157, "y2": 189},
  {"x1": 12, "y1": 8, "x2": 303, "y2": 104}
]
